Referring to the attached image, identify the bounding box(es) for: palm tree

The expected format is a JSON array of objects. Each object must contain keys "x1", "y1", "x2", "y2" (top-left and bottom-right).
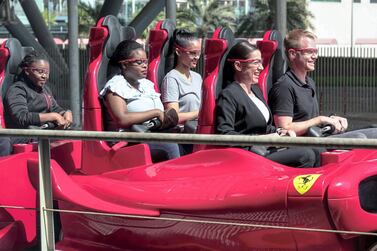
[
  {"x1": 177, "y1": 0, "x2": 236, "y2": 38},
  {"x1": 51, "y1": 0, "x2": 66, "y2": 12},
  {"x1": 78, "y1": 0, "x2": 102, "y2": 36},
  {"x1": 236, "y1": 0, "x2": 314, "y2": 37},
  {"x1": 42, "y1": 9, "x2": 57, "y2": 26}
]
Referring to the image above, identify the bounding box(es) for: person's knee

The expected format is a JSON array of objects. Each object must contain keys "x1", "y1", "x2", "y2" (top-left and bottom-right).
[
  {"x1": 0, "y1": 137, "x2": 12, "y2": 156},
  {"x1": 356, "y1": 128, "x2": 377, "y2": 139},
  {"x1": 166, "y1": 143, "x2": 180, "y2": 159},
  {"x1": 349, "y1": 132, "x2": 367, "y2": 139},
  {"x1": 332, "y1": 131, "x2": 367, "y2": 139},
  {"x1": 299, "y1": 149, "x2": 317, "y2": 168},
  {"x1": 149, "y1": 143, "x2": 180, "y2": 162}
]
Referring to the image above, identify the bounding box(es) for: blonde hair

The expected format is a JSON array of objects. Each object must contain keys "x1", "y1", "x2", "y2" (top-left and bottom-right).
[{"x1": 284, "y1": 29, "x2": 317, "y2": 52}]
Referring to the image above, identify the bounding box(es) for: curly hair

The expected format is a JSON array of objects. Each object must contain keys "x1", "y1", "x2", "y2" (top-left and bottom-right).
[
  {"x1": 110, "y1": 40, "x2": 144, "y2": 67},
  {"x1": 19, "y1": 51, "x2": 49, "y2": 69}
]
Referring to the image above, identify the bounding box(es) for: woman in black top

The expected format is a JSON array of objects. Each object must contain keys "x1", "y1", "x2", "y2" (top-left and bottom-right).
[
  {"x1": 215, "y1": 41, "x2": 317, "y2": 168},
  {"x1": 4, "y1": 51, "x2": 72, "y2": 144}
]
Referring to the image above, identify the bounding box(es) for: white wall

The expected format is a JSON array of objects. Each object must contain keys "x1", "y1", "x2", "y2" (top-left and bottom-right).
[{"x1": 308, "y1": 0, "x2": 377, "y2": 45}]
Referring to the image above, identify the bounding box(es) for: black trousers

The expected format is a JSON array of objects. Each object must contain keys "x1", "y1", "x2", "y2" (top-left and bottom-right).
[
  {"x1": 0, "y1": 137, "x2": 12, "y2": 156},
  {"x1": 265, "y1": 147, "x2": 319, "y2": 168}
]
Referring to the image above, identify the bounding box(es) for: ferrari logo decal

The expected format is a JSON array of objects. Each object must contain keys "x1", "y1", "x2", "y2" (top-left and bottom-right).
[{"x1": 293, "y1": 174, "x2": 322, "y2": 195}]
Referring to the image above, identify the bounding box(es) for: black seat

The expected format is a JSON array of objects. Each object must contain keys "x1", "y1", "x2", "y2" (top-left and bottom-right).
[
  {"x1": 0, "y1": 38, "x2": 33, "y2": 127},
  {"x1": 96, "y1": 15, "x2": 137, "y2": 95}
]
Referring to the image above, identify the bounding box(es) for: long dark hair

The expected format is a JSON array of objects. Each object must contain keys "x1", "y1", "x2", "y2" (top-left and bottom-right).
[
  {"x1": 223, "y1": 40, "x2": 258, "y2": 86},
  {"x1": 173, "y1": 29, "x2": 199, "y2": 67}
]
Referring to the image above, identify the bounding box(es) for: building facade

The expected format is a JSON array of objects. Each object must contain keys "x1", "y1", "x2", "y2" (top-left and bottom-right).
[{"x1": 309, "y1": 0, "x2": 377, "y2": 45}]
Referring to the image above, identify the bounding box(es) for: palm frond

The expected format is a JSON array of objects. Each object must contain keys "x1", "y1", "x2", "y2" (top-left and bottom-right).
[{"x1": 236, "y1": 0, "x2": 313, "y2": 37}]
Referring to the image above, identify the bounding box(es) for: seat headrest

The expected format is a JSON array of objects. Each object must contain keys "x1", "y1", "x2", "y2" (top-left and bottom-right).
[
  {"x1": 101, "y1": 16, "x2": 136, "y2": 59},
  {"x1": 147, "y1": 19, "x2": 176, "y2": 90},
  {"x1": 216, "y1": 27, "x2": 235, "y2": 45},
  {"x1": 212, "y1": 27, "x2": 234, "y2": 98},
  {"x1": 1, "y1": 38, "x2": 34, "y2": 99},
  {"x1": 195, "y1": 27, "x2": 234, "y2": 141},
  {"x1": 159, "y1": 19, "x2": 175, "y2": 61},
  {"x1": 264, "y1": 30, "x2": 286, "y2": 85},
  {"x1": 96, "y1": 15, "x2": 137, "y2": 92},
  {"x1": 158, "y1": 19, "x2": 175, "y2": 88},
  {"x1": 5, "y1": 38, "x2": 34, "y2": 75},
  {"x1": 121, "y1": 26, "x2": 137, "y2": 41}
]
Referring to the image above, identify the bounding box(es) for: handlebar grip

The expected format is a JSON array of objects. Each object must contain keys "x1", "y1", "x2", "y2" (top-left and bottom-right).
[{"x1": 145, "y1": 118, "x2": 161, "y2": 130}]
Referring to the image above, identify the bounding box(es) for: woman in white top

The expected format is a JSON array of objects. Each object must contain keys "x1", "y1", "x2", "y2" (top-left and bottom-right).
[
  {"x1": 100, "y1": 40, "x2": 180, "y2": 162},
  {"x1": 161, "y1": 29, "x2": 202, "y2": 131}
]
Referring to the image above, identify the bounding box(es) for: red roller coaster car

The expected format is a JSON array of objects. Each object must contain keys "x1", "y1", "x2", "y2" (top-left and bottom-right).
[{"x1": 0, "y1": 15, "x2": 377, "y2": 251}]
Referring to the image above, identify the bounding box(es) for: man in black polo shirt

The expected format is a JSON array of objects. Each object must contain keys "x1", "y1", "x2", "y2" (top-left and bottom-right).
[{"x1": 269, "y1": 29, "x2": 377, "y2": 138}]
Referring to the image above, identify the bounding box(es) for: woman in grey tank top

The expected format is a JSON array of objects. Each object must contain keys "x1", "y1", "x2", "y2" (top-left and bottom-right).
[{"x1": 161, "y1": 29, "x2": 202, "y2": 133}]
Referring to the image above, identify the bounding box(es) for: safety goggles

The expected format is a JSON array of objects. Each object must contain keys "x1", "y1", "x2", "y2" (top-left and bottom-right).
[
  {"x1": 290, "y1": 47, "x2": 318, "y2": 56},
  {"x1": 174, "y1": 43, "x2": 201, "y2": 57},
  {"x1": 227, "y1": 58, "x2": 263, "y2": 66},
  {"x1": 27, "y1": 68, "x2": 50, "y2": 75},
  {"x1": 119, "y1": 58, "x2": 148, "y2": 66}
]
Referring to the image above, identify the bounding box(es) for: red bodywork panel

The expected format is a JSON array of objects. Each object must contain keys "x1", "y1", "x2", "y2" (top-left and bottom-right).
[{"x1": 53, "y1": 148, "x2": 377, "y2": 250}]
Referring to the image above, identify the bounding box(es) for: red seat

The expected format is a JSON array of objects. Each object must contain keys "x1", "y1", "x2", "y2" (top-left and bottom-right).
[
  {"x1": 194, "y1": 27, "x2": 234, "y2": 151},
  {"x1": 82, "y1": 15, "x2": 153, "y2": 175},
  {"x1": 194, "y1": 29, "x2": 285, "y2": 152},
  {"x1": 0, "y1": 39, "x2": 36, "y2": 153},
  {"x1": 147, "y1": 19, "x2": 175, "y2": 91},
  {"x1": 257, "y1": 30, "x2": 286, "y2": 102},
  {"x1": 82, "y1": 16, "x2": 176, "y2": 174},
  {"x1": 0, "y1": 39, "x2": 82, "y2": 172}
]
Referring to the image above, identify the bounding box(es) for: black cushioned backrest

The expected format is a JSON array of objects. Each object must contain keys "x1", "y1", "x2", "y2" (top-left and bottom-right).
[
  {"x1": 215, "y1": 27, "x2": 235, "y2": 98},
  {"x1": 268, "y1": 30, "x2": 286, "y2": 91},
  {"x1": 158, "y1": 19, "x2": 175, "y2": 89},
  {"x1": 2, "y1": 38, "x2": 34, "y2": 99},
  {"x1": 96, "y1": 15, "x2": 137, "y2": 93}
]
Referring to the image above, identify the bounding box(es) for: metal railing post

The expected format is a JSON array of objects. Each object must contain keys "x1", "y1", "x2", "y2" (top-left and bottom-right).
[
  {"x1": 68, "y1": 0, "x2": 81, "y2": 128},
  {"x1": 38, "y1": 139, "x2": 55, "y2": 251}
]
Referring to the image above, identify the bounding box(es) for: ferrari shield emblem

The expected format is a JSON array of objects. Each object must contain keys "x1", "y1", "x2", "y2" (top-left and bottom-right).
[{"x1": 293, "y1": 174, "x2": 322, "y2": 195}]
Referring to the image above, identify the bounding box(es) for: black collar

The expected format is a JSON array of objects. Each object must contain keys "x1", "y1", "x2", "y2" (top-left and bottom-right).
[
  {"x1": 286, "y1": 69, "x2": 316, "y2": 97},
  {"x1": 286, "y1": 69, "x2": 311, "y2": 88}
]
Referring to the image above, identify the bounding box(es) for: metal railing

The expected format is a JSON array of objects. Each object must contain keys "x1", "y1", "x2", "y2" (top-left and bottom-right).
[{"x1": 2, "y1": 129, "x2": 377, "y2": 250}]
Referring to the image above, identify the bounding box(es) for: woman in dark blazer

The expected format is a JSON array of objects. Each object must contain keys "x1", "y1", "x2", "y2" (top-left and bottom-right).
[{"x1": 216, "y1": 41, "x2": 318, "y2": 167}]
